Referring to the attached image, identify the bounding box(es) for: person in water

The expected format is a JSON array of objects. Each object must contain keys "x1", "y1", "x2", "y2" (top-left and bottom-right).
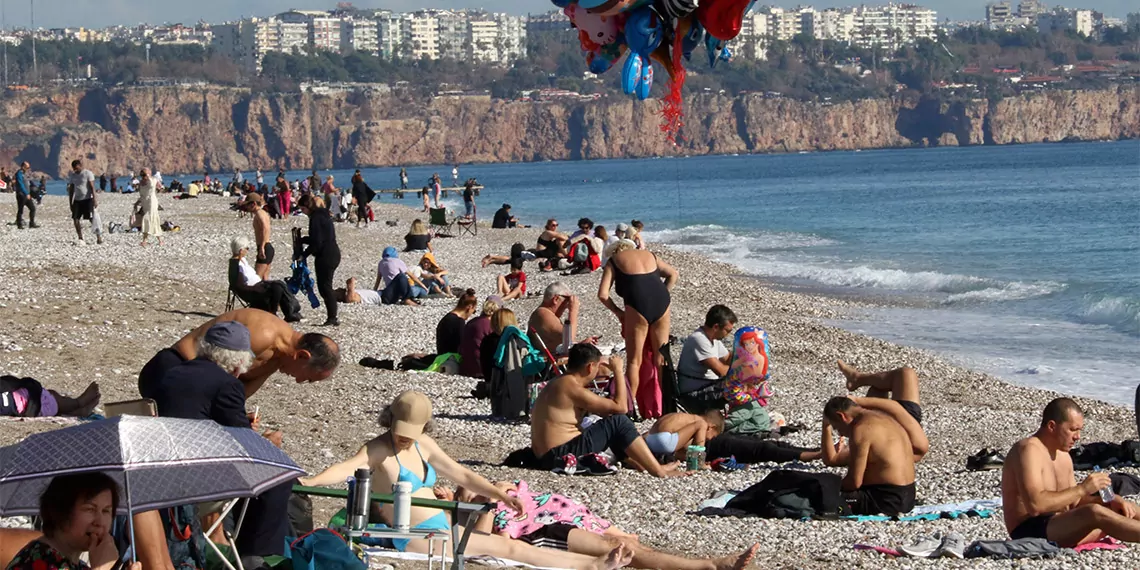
[{"x1": 300, "y1": 391, "x2": 633, "y2": 570}]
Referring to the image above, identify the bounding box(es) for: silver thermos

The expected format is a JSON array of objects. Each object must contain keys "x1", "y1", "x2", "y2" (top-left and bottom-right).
[{"x1": 351, "y1": 467, "x2": 372, "y2": 530}]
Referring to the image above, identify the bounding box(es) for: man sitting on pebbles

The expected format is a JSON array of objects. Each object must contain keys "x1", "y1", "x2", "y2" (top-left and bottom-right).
[
  {"x1": 530, "y1": 344, "x2": 684, "y2": 478},
  {"x1": 528, "y1": 282, "x2": 599, "y2": 356},
  {"x1": 1002, "y1": 398, "x2": 1140, "y2": 546},
  {"x1": 822, "y1": 362, "x2": 930, "y2": 515},
  {"x1": 137, "y1": 307, "x2": 340, "y2": 399}
]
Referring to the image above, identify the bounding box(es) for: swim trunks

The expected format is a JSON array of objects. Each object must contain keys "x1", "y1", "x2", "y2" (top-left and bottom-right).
[
  {"x1": 899, "y1": 400, "x2": 923, "y2": 424},
  {"x1": 842, "y1": 482, "x2": 916, "y2": 516},
  {"x1": 71, "y1": 198, "x2": 94, "y2": 221},
  {"x1": 256, "y1": 242, "x2": 275, "y2": 265},
  {"x1": 518, "y1": 523, "x2": 575, "y2": 551},
  {"x1": 1010, "y1": 514, "x2": 1054, "y2": 540},
  {"x1": 644, "y1": 432, "x2": 679, "y2": 458}
]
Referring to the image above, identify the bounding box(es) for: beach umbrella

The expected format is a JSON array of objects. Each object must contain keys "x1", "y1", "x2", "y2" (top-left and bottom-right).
[{"x1": 0, "y1": 415, "x2": 303, "y2": 516}]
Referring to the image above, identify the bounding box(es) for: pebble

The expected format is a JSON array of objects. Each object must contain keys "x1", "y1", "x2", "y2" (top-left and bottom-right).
[{"x1": 0, "y1": 193, "x2": 1135, "y2": 569}]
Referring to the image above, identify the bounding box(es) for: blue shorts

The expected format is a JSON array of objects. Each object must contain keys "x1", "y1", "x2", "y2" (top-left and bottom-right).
[
  {"x1": 392, "y1": 511, "x2": 450, "y2": 552},
  {"x1": 644, "y1": 432, "x2": 679, "y2": 458}
]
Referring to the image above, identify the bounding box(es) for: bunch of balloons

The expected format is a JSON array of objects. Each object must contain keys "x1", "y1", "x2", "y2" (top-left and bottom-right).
[{"x1": 554, "y1": 0, "x2": 755, "y2": 141}]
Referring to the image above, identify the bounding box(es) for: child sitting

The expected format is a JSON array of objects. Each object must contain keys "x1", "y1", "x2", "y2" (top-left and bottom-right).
[
  {"x1": 642, "y1": 410, "x2": 724, "y2": 465},
  {"x1": 497, "y1": 258, "x2": 527, "y2": 301}
]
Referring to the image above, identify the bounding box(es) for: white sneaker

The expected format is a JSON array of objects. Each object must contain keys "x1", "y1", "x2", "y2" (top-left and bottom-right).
[
  {"x1": 899, "y1": 534, "x2": 942, "y2": 558},
  {"x1": 936, "y1": 532, "x2": 966, "y2": 559}
]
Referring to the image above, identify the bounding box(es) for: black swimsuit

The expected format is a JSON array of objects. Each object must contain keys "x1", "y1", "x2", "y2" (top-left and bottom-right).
[
  {"x1": 612, "y1": 259, "x2": 671, "y2": 325},
  {"x1": 537, "y1": 237, "x2": 561, "y2": 259}
]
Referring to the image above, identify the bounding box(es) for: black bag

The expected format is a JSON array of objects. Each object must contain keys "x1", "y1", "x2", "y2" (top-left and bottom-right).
[
  {"x1": 0, "y1": 376, "x2": 43, "y2": 417},
  {"x1": 1070, "y1": 442, "x2": 1125, "y2": 470},
  {"x1": 726, "y1": 470, "x2": 850, "y2": 519}
]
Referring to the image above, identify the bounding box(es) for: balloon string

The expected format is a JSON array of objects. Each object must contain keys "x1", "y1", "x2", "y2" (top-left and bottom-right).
[{"x1": 660, "y1": 23, "x2": 687, "y2": 144}]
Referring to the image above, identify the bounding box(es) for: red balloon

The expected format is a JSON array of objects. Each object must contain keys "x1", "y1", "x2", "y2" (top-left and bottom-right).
[{"x1": 696, "y1": 0, "x2": 752, "y2": 41}]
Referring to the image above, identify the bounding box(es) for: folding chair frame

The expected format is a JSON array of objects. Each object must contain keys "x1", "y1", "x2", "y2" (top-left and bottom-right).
[{"x1": 203, "y1": 498, "x2": 250, "y2": 570}]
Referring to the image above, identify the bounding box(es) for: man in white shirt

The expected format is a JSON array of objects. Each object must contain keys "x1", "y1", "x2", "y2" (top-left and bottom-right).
[
  {"x1": 67, "y1": 159, "x2": 103, "y2": 244},
  {"x1": 335, "y1": 277, "x2": 382, "y2": 305},
  {"x1": 677, "y1": 305, "x2": 737, "y2": 409}
]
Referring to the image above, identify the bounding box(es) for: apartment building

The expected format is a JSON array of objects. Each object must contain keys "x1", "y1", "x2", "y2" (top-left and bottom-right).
[
  {"x1": 409, "y1": 13, "x2": 440, "y2": 60},
  {"x1": 852, "y1": 4, "x2": 937, "y2": 50},
  {"x1": 1037, "y1": 8, "x2": 1095, "y2": 36},
  {"x1": 808, "y1": 8, "x2": 857, "y2": 42},
  {"x1": 342, "y1": 18, "x2": 379, "y2": 54}
]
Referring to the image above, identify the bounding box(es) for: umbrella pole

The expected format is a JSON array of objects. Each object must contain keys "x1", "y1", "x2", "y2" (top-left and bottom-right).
[{"x1": 125, "y1": 472, "x2": 137, "y2": 564}]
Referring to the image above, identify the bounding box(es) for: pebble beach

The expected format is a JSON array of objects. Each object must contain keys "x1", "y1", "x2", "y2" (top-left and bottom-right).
[{"x1": 0, "y1": 192, "x2": 1137, "y2": 569}]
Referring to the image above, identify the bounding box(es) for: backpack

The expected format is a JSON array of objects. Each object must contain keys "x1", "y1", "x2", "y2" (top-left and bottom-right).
[
  {"x1": 726, "y1": 470, "x2": 850, "y2": 519},
  {"x1": 569, "y1": 241, "x2": 590, "y2": 263},
  {"x1": 0, "y1": 376, "x2": 43, "y2": 417}
]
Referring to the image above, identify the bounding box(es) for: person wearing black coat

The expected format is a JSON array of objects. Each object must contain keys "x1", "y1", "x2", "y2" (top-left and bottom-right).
[
  {"x1": 297, "y1": 195, "x2": 341, "y2": 326},
  {"x1": 350, "y1": 170, "x2": 374, "y2": 228}
]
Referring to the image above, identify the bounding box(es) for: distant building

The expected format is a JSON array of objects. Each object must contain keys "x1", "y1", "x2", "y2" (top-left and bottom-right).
[
  {"x1": 1128, "y1": 13, "x2": 1140, "y2": 33},
  {"x1": 377, "y1": 11, "x2": 411, "y2": 60},
  {"x1": 342, "y1": 18, "x2": 378, "y2": 54},
  {"x1": 852, "y1": 4, "x2": 937, "y2": 50},
  {"x1": 1037, "y1": 8, "x2": 1094, "y2": 37},
  {"x1": 1018, "y1": 0, "x2": 1048, "y2": 20},
  {"x1": 808, "y1": 8, "x2": 857, "y2": 42},
  {"x1": 986, "y1": 2, "x2": 1015, "y2": 29},
  {"x1": 408, "y1": 12, "x2": 440, "y2": 60},
  {"x1": 526, "y1": 10, "x2": 570, "y2": 33}
]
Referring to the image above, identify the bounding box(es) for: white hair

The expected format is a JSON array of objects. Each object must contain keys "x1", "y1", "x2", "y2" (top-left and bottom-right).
[
  {"x1": 231, "y1": 236, "x2": 252, "y2": 256},
  {"x1": 605, "y1": 239, "x2": 637, "y2": 260},
  {"x1": 543, "y1": 282, "x2": 573, "y2": 304},
  {"x1": 197, "y1": 336, "x2": 254, "y2": 375}
]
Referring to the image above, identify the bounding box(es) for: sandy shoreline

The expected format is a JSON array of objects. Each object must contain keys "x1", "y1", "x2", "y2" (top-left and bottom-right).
[{"x1": 0, "y1": 192, "x2": 1137, "y2": 569}]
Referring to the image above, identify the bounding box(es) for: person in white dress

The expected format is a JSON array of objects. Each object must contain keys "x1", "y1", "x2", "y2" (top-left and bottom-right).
[{"x1": 138, "y1": 168, "x2": 163, "y2": 246}]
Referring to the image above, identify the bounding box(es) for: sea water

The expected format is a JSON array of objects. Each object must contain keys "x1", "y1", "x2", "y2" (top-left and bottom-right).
[{"x1": 54, "y1": 141, "x2": 1138, "y2": 405}]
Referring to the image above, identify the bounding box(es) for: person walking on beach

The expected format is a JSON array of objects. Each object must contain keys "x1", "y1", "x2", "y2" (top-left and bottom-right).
[
  {"x1": 351, "y1": 170, "x2": 373, "y2": 228},
  {"x1": 137, "y1": 168, "x2": 163, "y2": 246},
  {"x1": 400, "y1": 167, "x2": 409, "y2": 190},
  {"x1": 298, "y1": 194, "x2": 342, "y2": 327},
  {"x1": 276, "y1": 173, "x2": 292, "y2": 218},
  {"x1": 421, "y1": 185, "x2": 431, "y2": 212},
  {"x1": 462, "y1": 180, "x2": 476, "y2": 218},
  {"x1": 13, "y1": 161, "x2": 37, "y2": 229},
  {"x1": 1002, "y1": 398, "x2": 1140, "y2": 546},
  {"x1": 432, "y1": 173, "x2": 442, "y2": 208},
  {"x1": 67, "y1": 159, "x2": 103, "y2": 244}
]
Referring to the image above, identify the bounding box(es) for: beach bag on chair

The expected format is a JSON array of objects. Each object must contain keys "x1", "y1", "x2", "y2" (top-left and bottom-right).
[{"x1": 284, "y1": 529, "x2": 365, "y2": 570}]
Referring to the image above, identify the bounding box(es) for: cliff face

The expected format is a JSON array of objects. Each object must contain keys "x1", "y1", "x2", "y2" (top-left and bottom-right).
[{"x1": 2, "y1": 85, "x2": 1136, "y2": 178}]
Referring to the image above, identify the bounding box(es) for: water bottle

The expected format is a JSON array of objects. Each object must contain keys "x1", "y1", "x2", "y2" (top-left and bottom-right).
[
  {"x1": 1094, "y1": 466, "x2": 1115, "y2": 503},
  {"x1": 393, "y1": 481, "x2": 413, "y2": 532},
  {"x1": 351, "y1": 468, "x2": 372, "y2": 531},
  {"x1": 686, "y1": 445, "x2": 705, "y2": 471}
]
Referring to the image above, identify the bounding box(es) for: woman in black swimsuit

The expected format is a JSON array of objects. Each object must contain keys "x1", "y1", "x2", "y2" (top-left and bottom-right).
[{"x1": 598, "y1": 240, "x2": 679, "y2": 412}]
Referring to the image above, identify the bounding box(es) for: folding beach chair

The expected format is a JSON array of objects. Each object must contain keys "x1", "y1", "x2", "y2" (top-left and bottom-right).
[
  {"x1": 429, "y1": 207, "x2": 454, "y2": 237},
  {"x1": 456, "y1": 205, "x2": 477, "y2": 237}
]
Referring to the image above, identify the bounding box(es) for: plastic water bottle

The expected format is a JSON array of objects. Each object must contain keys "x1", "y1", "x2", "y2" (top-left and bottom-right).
[
  {"x1": 1094, "y1": 466, "x2": 1115, "y2": 503},
  {"x1": 393, "y1": 481, "x2": 413, "y2": 532},
  {"x1": 351, "y1": 468, "x2": 372, "y2": 531},
  {"x1": 686, "y1": 445, "x2": 705, "y2": 471}
]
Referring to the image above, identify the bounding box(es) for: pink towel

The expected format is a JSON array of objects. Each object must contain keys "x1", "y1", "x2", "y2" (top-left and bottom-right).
[
  {"x1": 854, "y1": 544, "x2": 902, "y2": 557},
  {"x1": 636, "y1": 344, "x2": 662, "y2": 419},
  {"x1": 1074, "y1": 537, "x2": 1126, "y2": 552}
]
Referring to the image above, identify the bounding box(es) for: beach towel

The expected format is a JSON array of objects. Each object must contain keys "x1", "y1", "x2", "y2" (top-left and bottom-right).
[
  {"x1": 841, "y1": 509, "x2": 995, "y2": 522},
  {"x1": 1072, "y1": 537, "x2": 1126, "y2": 552},
  {"x1": 722, "y1": 327, "x2": 772, "y2": 435},
  {"x1": 636, "y1": 342, "x2": 663, "y2": 419},
  {"x1": 362, "y1": 549, "x2": 569, "y2": 570},
  {"x1": 964, "y1": 537, "x2": 1062, "y2": 559}
]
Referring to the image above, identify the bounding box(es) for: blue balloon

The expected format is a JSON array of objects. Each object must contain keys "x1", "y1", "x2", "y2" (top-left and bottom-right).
[
  {"x1": 706, "y1": 35, "x2": 726, "y2": 68},
  {"x1": 621, "y1": 52, "x2": 643, "y2": 95},
  {"x1": 624, "y1": 7, "x2": 662, "y2": 57},
  {"x1": 636, "y1": 62, "x2": 654, "y2": 100}
]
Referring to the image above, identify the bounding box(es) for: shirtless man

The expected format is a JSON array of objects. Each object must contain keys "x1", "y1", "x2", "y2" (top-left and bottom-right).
[
  {"x1": 527, "y1": 282, "x2": 598, "y2": 356},
  {"x1": 1002, "y1": 398, "x2": 1140, "y2": 546},
  {"x1": 137, "y1": 308, "x2": 340, "y2": 399},
  {"x1": 241, "y1": 193, "x2": 274, "y2": 280},
  {"x1": 821, "y1": 364, "x2": 930, "y2": 515},
  {"x1": 530, "y1": 343, "x2": 683, "y2": 478}
]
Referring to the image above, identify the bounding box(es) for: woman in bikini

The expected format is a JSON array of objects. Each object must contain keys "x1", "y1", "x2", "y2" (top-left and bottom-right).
[
  {"x1": 598, "y1": 240, "x2": 679, "y2": 414},
  {"x1": 299, "y1": 391, "x2": 631, "y2": 570}
]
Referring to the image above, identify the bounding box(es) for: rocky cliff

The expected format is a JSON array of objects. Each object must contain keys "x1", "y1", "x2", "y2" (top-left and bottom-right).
[{"x1": 2, "y1": 85, "x2": 1137, "y2": 178}]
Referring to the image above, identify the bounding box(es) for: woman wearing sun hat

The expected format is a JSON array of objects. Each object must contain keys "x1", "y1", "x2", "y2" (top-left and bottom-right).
[{"x1": 300, "y1": 391, "x2": 632, "y2": 569}]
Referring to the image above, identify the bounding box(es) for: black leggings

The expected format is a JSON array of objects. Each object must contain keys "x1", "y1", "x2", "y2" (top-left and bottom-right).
[
  {"x1": 706, "y1": 433, "x2": 813, "y2": 464},
  {"x1": 314, "y1": 249, "x2": 340, "y2": 322},
  {"x1": 15, "y1": 193, "x2": 35, "y2": 226}
]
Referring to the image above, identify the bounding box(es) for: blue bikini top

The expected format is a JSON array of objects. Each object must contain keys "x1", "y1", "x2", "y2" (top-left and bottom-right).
[{"x1": 394, "y1": 442, "x2": 437, "y2": 492}]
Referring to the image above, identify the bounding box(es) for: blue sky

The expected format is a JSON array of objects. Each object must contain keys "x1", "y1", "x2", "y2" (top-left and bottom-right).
[{"x1": 1, "y1": 0, "x2": 1133, "y2": 31}]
